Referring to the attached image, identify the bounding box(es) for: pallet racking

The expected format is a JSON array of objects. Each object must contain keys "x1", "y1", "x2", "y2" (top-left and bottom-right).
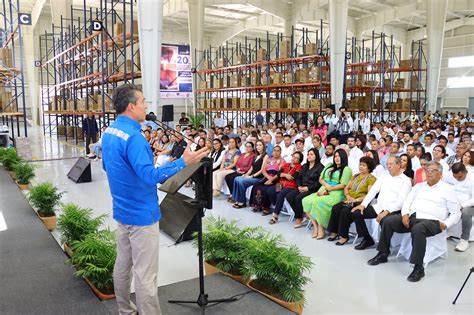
[
  {"x1": 0, "y1": 0, "x2": 28, "y2": 139},
  {"x1": 40, "y1": 0, "x2": 140, "y2": 143},
  {"x1": 195, "y1": 22, "x2": 331, "y2": 127}
]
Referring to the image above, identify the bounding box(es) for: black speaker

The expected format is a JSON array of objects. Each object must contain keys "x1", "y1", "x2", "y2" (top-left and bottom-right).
[
  {"x1": 67, "y1": 157, "x2": 92, "y2": 183},
  {"x1": 162, "y1": 104, "x2": 174, "y2": 122},
  {"x1": 159, "y1": 192, "x2": 199, "y2": 243}
]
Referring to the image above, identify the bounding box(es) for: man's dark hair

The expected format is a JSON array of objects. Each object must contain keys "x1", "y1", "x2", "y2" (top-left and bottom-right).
[
  {"x1": 407, "y1": 143, "x2": 416, "y2": 150},
  {"x1": 326, "y1": 143, "x2": 335, "y2": 150},
  {"x1": 221, "y1": 135, "x2": 229, "y2": 141},
  {"x1": 112, "y1": 84, "x2": 142, "y2": 115},
  {"x1": 295, "y1": 138, "x2": 304, "y2": 144},
  {"x1": 386, "y1": 135, "x2": 393, "y2": 143},
  {"x1": 425, "y1": 134, "x2": 433, "y2": 140},
  {"x1": 284, "y1": 134, "x2": 291, "y2": 139},
  {"x1": 451, "y1": 162, "x2": 467, "y2": 174}
]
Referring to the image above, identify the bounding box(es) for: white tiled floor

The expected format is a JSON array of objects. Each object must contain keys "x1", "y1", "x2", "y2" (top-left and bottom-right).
[{"x1": 24, "y1": 127, "x2": 474, "y2": 314}]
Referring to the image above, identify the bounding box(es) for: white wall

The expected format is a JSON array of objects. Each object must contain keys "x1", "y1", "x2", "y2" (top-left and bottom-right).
[{"x1": 438, "y1": 25, "x2": 474, "y2": 114}]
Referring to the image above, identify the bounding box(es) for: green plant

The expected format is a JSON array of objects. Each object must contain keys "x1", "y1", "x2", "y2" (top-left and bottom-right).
[
  {"x1": 0, "y1": 147, "x2": 9, "y2": 162},
  {"x1": 28, "y1": 182, "x2": 63, "y2": 217},
  {"x1": 57, "y1": 203, "x2": 107, "y2": 245},
  {"x1": 245, "y1": 236, "x2": 313, "y2": 304},
  {"x1": 188, "y1": 113, "x2": 205, "y2": 129},
  {"x1": 69, "y1": 229, "x2": 116, "y2": 294},
  {"x1": 1, "y1": 148, "x2": 22, "y2": 171},
  {"x1": 14, "y1": 162, "x2": 36, "y2": 185},
  {"x1": 196, "y1": 217, "x2": 266, "y2": 277}
]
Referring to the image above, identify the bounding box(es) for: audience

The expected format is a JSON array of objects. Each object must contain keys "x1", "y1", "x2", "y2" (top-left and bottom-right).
[
  {"x1": 451, "y1": 163, "x2": 474, "y2": 252},
  {"x1": 212, "y1": 137, "x2": 240, "y2": 197}
]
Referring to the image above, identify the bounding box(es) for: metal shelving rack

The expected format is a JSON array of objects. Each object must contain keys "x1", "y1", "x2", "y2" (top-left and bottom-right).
[
  {"x1": 195, "y1": 22, "x2": 331, "y2": 127},
  {"x1": 40, "y1": 0, "x2": 140, "y2": 143},
  {"x1": 0, "y1": 0, "x2": 28, "y2": 139},
  {"x1": 344, "y1": 32, "x2": 427, "y2": 122}
]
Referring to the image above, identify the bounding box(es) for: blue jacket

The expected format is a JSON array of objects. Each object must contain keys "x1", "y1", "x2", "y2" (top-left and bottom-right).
[{"x1": 102, "y1": 116, "x2": 185, "y2": 226}]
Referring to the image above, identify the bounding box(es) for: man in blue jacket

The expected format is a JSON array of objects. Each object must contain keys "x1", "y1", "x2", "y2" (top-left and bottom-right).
[{"x1": 102, "y1": 84, "x2": 208, "y2": 315}]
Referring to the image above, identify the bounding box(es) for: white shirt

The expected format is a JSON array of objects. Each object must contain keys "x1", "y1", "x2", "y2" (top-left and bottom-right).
[
  {"x1": 321, "y1": 154, "x2": 333, "y2": 166},
  {"x1": 324, "y1": 114, "x2": 337, "y2": 126},
  {"x1": 445, "y1": 146, "x2": 455, "y2": 158},
  {"x1": 280, "y1": 143, "x2": 295, "y2": 163},
  {"x1": 411, "y1": 156, "x2": 421, "y2": 172},
  {"x1": 350, "y1": 147, "x2": 364, "y2": 163},
  {"x1": 401, "y1": 181, "x2": 461, "y2": 229},
  {"x1": 214, "y1": 117, "x2": 226, "y2": 128},
  {"x1": 348, "y1": 156, "x2": 360, "y2": 175},
  {"x1": 361, "y1": 173, "x2": 412, "y2": 214},
  {"x1": 354, "y1": 117, "x2": 371, "y2": 134},
  {"x1": 424, "y1": 143, "x2": 435, "y2": 156},
  {"x1": 453, "y1": 173, "x2": 474, "y2": 209},
  {"x1": 304, "y1": 136, "x2": 313, "y2": 152},
  {"x1": 372, "y1": 165, "x2": 387, "y2": 179}
]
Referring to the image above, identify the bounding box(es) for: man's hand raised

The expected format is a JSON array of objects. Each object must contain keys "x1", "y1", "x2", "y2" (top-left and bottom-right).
[{"x1": 183, "y1": 147, "x2": 209, "y2": 165}]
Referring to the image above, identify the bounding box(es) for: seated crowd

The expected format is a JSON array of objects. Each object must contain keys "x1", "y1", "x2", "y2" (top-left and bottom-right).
[{"x1": 142, "y1": 108, "x2": 474, "y2": 282}]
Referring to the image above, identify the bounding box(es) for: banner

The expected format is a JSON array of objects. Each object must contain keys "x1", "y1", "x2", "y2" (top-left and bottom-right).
[{"x1": 160, "y1": 44, "x2": 192, "y2": 98}]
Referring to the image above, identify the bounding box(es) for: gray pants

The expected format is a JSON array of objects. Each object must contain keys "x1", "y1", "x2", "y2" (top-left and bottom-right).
[
  {"x1": 461, "y1": 206, "x2": 474, "y2": 240},
  {"x1": 114, "y1": 222, "x2": 161, "y2": 315}
]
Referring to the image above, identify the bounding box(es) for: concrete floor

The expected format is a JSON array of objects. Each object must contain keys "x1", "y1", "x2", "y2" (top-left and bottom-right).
[{"x1": 17, "y1": 126, "x2": 474, "y2": 314}]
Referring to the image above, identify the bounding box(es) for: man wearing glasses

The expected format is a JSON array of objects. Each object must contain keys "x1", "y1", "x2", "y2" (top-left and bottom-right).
[{"x1": 367, "y1": 161, "x2": 461, "y2": 282}]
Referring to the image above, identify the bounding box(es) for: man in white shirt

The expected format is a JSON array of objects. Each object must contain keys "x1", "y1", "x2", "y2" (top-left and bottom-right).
[
  {"x1": 321, "y1": 143, "x2": 334, "y2": 166},
  {"x1": 451, "y1": 163, "x2": 474, "y2": 252},
  {"x1": 335, "y1": 106, "x2": 354, "y2": 144},
  {"x1": 280, "y1": 134, "x2": 295, "y2": 163},
  {"x1": 401, "y1": 132, "x2": 413, "y2": 153},
  {"x1": 354, "y1": 110, "x2": 371, "y2": 135},
  {"x1": 347, "y1": 135, "x2": 364, "y2": 162},
  {"x1": 351, "y1": 156, "x2": 412, "y2": 250},
  {"x1": 447, "y1": 133, "x2": 459, "y2": 152},
  {"x1": 323, "y1": 106, "x2": 337, "y2": 134},
  {"x1": 437, "y1": 135, "x2": 455, "y2": 157},
  {"x1": 406, "y1": 144, "x2": 421, "y2": 171},
  {"x1": 423, "y1": 134, "x2": 435, "y2": 156},
  {"x1": 295, "y1": 139, "x2": 307, "y2": 164},
  {"x1": 367, "y1": 161, "x2": 461, "y2": 282},
  {"x1": 446, "y1": 142, "x2": 468, "y2": 168},
  {"x1": 213, "y1": 112, "x2": 226, "y2": 128}
]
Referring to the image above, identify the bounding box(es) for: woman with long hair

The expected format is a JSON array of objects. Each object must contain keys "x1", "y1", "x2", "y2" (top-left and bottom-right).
[
  {"x1": 285, "y1": 148, "x2": 324, "y2": 228},
  {"x1": 378, "y1": 137, "x2": 390, "y2": 158},
  {"x1": 303, "y1": 149, "x2": 352, "y2": 239},
  {"x1": 224, "y1": 141, "x2": 255, "y2": 202},
  {"x1": 249, "y1": 146, "x2": 284, "y2": 213},
  {"x1": 312, "y1": 115, "x2": 328, "y2": 146},
  {"x1": 209, "y1": 138, "x2": 225, "y2": 171},
  {"x1": 232, "y1": 140, "x2": 267, "y2": 208},
  {"x1": 462, "y1": 150, "x2": 474, "y2": 173},
  {"x1": 400, "y1": 153, "x2": 414, "y2": 181},
  {"x1": 327, "y1": 156, "x2": 377, "y2": 245},
  {"x1": 212, "y1": 138, "x2": 241, "y2": 197},
  {"x1": 155, "y1": 133, "x2": 174, "y2": 166},
  {"x1": 366, "y1": 150, "x2": 385, "y2": 178}
]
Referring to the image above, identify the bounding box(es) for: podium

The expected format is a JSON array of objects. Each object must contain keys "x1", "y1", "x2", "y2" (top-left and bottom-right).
[{"x1": 159, "y1": 157, "x2": 236, "y2": 314}]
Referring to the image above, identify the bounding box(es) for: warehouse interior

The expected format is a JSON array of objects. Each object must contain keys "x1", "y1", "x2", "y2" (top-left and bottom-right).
[{"x1": 0, "y1": 0, "x2": 473, "y2": 314}]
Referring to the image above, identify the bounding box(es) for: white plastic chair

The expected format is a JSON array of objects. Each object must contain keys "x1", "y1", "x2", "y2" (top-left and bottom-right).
[
  {"x1": 396, "y1": 230, "x2": 448, "y2": 267},
  {"x1": 280, "y1": 199, "x2": 295, "y2": 222},
  {"x1": 351, "y1": 219, "x2": 381, "y2": 244},
  {"x1": 447, "y1": 218, "x2": 474, "y2": 241}
]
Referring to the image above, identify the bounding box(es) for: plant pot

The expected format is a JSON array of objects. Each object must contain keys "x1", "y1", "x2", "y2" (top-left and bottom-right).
[
  {"x1": 248, "y1": 280, "x2": 304, "y2": 315},
  {"x1": 204, "y1": 261, "x2": 247, "y2": 284},
  {"x1": 84, "y1": 277, "x2": 115, "y2": 301},
  {"x1": 38, "y1": 213, "x2": 57, "y2": 231},
  {"x1": 16, "y1": 182, "x2": 29, "y2": 190},
  {"x1": 63, "y1": 242, "x2": 74, "y2": 258}
]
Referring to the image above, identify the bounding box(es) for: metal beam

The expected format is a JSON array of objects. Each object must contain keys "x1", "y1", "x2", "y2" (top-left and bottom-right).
[
  {"x1": 31, "y1": 0, "x2": 48, "y2": 29},
  {"x1": 408, "y1": 16, "x2": 474, "y2": 41},
  {"x1": 205, "y1": 5, "x2": 261, "y2": 17},
  {"x1": 356, "y1": 2, "x2": 420, "y2": 33}
]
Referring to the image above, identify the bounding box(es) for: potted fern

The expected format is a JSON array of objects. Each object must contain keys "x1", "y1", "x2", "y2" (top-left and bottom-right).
[
  {"x1": 14, "y1": 162, "x2": 36, "y2": 190},
  {"x1": 188, "y1": 113, "x2": 205, "y2": 129},
  {"x1": 197, "y1": 217, "x2": 264, "y2": 284},
  {"x1": 28, "y1": 182, "x2": 63, "y2": 230},
  {"x1": 2, "y1": 148, "x2": 22, "y2": 175},
  {"x1": 244, "y1": 236, "x2": 313, "y2": 315},
  {"x1": 68, "y1": 229, "x2": 116, "y2": 300},
  {"x1": 57, "y1": 203, "x2": 107, "y2": 257}
]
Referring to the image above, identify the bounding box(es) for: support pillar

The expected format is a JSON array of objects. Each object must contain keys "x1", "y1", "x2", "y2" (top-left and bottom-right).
[
  {"x1": 329, "y1": 0, "x2": 349, "y2": 114},
  {"x1": 50, "y1": 0, "x2": 71, "y2": 26},
  {"x1": 137, "y1": 0, "x2": 164, "y2": 115},
  {"x1": 22, "y1": 28, "x2": 39, "y2": 126},
  {"x1": 427, "y1": 0, "x2": 448, "y2": 112},
  {"x1": 188, "y1": 0, "x2": 205, "y2": 115},
  {"x1": 284, "y1": 6, "x2": 295, "y2": 37}
]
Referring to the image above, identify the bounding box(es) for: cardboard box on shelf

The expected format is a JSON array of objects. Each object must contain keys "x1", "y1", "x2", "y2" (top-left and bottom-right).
[
  {"x1": 298, "y1": 68, "x2": 310, "y2": 83},
  {"x1": 77, "y1": 99, "x2": 86, "y2": 111},
  {"x1": 399, "y1": 59, "x2": 420, "y2": 69},
  {"x1": 239, "y1": 98, "x2": 247, "y2": 109},
  {"x1": 198, "y1": 81, "x2": 208, "y2": 90},
  {"x1": 212, "y1": 77, "x2": 223, "y2": 89},
  {"x1": 250, "y1": 98, "x2": 262, "y2": 109},
  {"x1": 250, "y1": 73, "x2": 261, "y2": 86},
  {"x1": 217, "y1": 58, "x2": 227, "y2": 68},
  {"x1": 364, "y1": 80, "x2": 379, "y2": 87},
  {"x1": 200, "y1": 60, "x2": 211, "y2": 70},
  {"x1": 76, "y1": 127, "x2": 84, "y2": 139},
  {"x1": 279, "y1": 41, "x2": 291, "y2": 59},
  {"x1": 346, "y1": 79, "x2": 353, "y2": 87},
  {"x1": 234, "y1": 54, "x2": 246, "y2": 65},
  {"x1": 356, "y1": 73, "x2": 364, "y2": 85},
  {"x1": 256, "y1": 48, "x2": 267, "y2": 62},
  {"x1": 0, "y1": 48, "x2": 12, "y2": 68},
  {"x1": 305, "y1": 43, "x2": 318, "y2": 55},
  {"x1": 394, "y1": 78, "x2": 406, "y2": 88},
  {"x1": 285, "y1": 97, "x2": 294, "y2": 109},
  {"x1": 269, "y1": 99, "x2": 281, "y2": 109},
  {"x1": 231, "y1": 98, "x2": 240, "y2": 109},
  {"x1": 308, "y1": 67, "x2": 320, "y2": 82},
  {"x1": 229, "y1": 74, "x2": 241, "y2": 87},
  {"x1": 271, "y1": 73, "x2": 283, "y2": 85},
  {"x1": 119, "y1": 60, "x2": 135, "y2": 73},
  {"x1": 300, "y1": 93, "x2": 310, "y2": 108},
  {"x1": 310, "y1": 98, "x2": 320, "y2": 109},
  {"x1": 114, "y1": 20, "x2": 138, "y2": 35},
  {"x1": 222, "y1": 76, "x2": 231, "y2": 88},
  {"x1": 410, "y1": 76, "x2": 419, "y2": 89}
]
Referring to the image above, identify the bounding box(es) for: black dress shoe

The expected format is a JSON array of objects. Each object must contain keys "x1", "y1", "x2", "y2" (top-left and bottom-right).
[
  {"x1": 355, "y1": 238, "x2": 375, "y2": 250},
  {"x1": 367, "y1": 252, "x2": 388, "y2": 266},
  {"x1": 327, "y1": 235, "x2": 338, "y2": 242},
  {"x1": 407, "y1": 265, "x2": 425, "y2": 282}
]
